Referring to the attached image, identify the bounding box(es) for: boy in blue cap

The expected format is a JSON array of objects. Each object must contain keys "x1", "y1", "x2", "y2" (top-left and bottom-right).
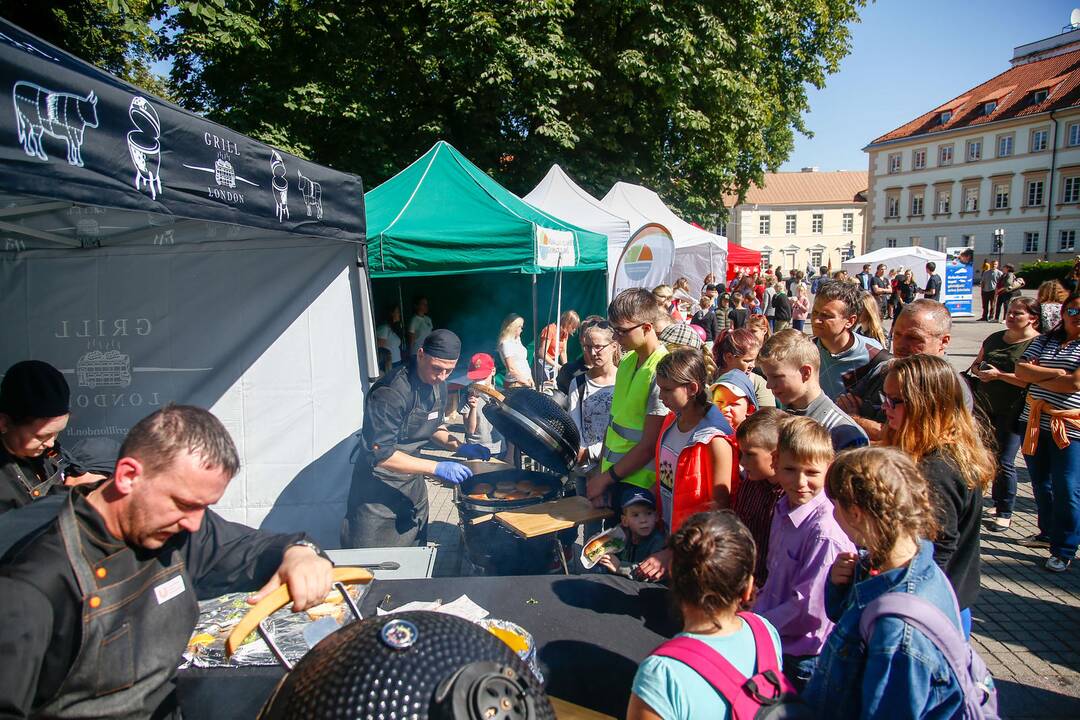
[{"x1": 597, "y1": 487, "x2": 666, "y2": 576}]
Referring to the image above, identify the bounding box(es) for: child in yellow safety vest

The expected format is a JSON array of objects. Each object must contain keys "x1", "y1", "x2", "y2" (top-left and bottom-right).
[{"x1": 587, "y1": 288, "x2": 670, "y2": 512}]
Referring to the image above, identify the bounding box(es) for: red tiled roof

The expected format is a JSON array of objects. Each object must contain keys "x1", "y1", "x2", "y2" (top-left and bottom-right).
[
  {"x1": 723, "y1": 171, "x2": 868, "y2": 208},
  {"x1": 869, "y1": 47, "x2": 1080, "y2": 146}
]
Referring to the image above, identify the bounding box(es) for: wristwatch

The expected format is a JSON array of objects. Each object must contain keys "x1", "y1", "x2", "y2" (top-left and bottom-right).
[{"x1": 289, "y1": 539, "x2": 330, "y2": 562}]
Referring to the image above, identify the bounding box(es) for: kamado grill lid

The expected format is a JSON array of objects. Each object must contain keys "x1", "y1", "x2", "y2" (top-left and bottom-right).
[
  {"x1": 477, "y1": 387, "x2": 580, "y2": 474},
  {"x1": 259, "y1": 611, "x2": 554, "y2": 720}
]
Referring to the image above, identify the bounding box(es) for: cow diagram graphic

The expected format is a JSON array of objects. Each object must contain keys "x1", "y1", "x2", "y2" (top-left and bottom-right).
[
  {"x1": 127, "y1": 96, "x2": 162, "y2": 199},
  {"x1": 298, "y1": 170, "x2": 322, "y2": 220},
  {"x1": 13, "y1": 81, "x2": 99, "y2": 167},
  {"x1": 270, "y1": 150, "x2": 289, "y2": 221}
]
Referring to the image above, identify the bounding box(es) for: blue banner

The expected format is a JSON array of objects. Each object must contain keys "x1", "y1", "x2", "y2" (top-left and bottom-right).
[{"x1": 943, "y1": 258, "x2": 974, "y2": 316}]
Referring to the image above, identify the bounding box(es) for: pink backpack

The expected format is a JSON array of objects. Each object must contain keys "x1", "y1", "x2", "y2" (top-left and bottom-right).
[{"x1": 650, "y1": 612, "x2": 810, "y2": 719}]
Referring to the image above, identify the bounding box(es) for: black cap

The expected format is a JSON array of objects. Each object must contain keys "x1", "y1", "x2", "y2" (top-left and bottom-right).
[
  {"x1": 705, "y1": 284, "x2": 718, "y2": 292},
  {"x1": 621, "y1": 487, "x2": 656, "y2": 509},
  {"x1": 421, "y1": 329, "x2": 461, "y2": 361},
  {"x1": 0, "y1": 360, "x2": 70, "y2": 419},
  {"x1": 65, "y1": 436, "x2": 120, "y2": 476}
]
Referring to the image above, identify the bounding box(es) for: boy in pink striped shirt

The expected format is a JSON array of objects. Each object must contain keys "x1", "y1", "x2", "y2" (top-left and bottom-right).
[{"x1": 752, "y1": 416, "x2": 854, "y2": 691}]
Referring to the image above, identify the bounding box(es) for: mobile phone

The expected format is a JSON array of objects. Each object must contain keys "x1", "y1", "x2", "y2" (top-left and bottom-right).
[{"x1": 979, "y1": 362, "x2": 992, "y2": 371}]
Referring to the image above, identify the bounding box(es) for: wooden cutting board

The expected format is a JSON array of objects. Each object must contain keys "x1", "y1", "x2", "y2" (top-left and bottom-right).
[
  {"x1": 548, "y1": 696, "x2": 615, "y2": 719},
  {"x1": 496, "y1": 496, "x2": 612, "y2": 538}
]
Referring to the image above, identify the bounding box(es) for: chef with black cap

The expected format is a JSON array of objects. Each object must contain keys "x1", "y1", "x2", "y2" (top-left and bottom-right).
[
  {"x1": 0, "y1": 360, "x2": 72, "y2": 513},
  {"x1": 343, "y1": 329, "x2": 486, "y2": 548}
]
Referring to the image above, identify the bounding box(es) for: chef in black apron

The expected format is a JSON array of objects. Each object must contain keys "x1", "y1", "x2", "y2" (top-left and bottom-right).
[
  {"x1": 0, "y1": 360, "x2": 72, "y2": 514},
  {"x1": 0, "y1": 405, "x2": 333, "y2": 719},
  {"x1": 343, "y1": 329, "x2": 487, "y2": 548}
]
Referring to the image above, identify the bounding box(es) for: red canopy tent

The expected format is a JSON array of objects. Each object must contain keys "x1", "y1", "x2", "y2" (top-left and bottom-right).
[{"x1": 726, "y1": 243, "x2": 762, "y2": 279}]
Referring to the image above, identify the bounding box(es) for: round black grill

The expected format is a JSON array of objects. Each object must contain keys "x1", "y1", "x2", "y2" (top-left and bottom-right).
[{"x1": 483, "y1": 388, "x2": 580, "y2": 473}]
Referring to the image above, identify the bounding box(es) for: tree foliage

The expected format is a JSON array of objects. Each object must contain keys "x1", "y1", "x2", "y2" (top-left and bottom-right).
[{"x1": 5, "y1": 1, "x2": 866, "y2": 222}]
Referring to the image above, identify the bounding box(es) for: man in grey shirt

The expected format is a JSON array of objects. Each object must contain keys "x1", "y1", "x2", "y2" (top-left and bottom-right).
[{"x1": 980, "y1": 260, "x2": 1003, "y2": 321}]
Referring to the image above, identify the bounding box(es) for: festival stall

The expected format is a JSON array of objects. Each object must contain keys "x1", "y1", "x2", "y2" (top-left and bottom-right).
[
  {"x1": 601, "y1": 181, "x2": 728, "y2": 288},
  {"x1": 523, "y1": 164, "x2": 631, "y2": 300},
  {"x1": 365, "y1": 142, "x2": 610, "y2": 372},
  {"x1": 726, "y1": 243, "x2": 763, "y2": 279},
  {"x1": 0, "y1": 19, "x2": 376, "y2": 548},
  {"x1": 842, "y1": 246, "x2": 946, "y2": 290}
]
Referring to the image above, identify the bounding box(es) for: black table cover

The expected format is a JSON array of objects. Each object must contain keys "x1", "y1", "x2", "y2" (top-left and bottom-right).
[{"x1": 176, "y1": 573, "x2": 679, "y2": 719}]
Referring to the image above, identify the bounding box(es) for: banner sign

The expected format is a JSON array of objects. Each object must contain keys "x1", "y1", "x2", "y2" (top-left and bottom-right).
[
  {"x1": 535, "y1": 226, "x2": 576, "y2": 268},
  {"x1": 943, "y1": 248, "x2": 974, "y2": 317},
  {"x1": 612, "y1": 223, "x2": 675, "y2": 297}
]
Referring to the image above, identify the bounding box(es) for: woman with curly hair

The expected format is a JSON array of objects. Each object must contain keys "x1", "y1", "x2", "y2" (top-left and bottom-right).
[{"x1": 881, "y1": 354, "x2": 994, "y2": 636}]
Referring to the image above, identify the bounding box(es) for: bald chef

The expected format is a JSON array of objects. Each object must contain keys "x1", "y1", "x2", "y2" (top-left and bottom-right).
[
  {"x1": 342, "y1": 329, "x2": 490, "y2": 548},
  {"x1": 0, "y1": 405, "x2": 333, "y2": 719}
]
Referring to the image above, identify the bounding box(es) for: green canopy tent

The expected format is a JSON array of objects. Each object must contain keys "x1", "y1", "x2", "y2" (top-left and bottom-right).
[{"x1": 365, "y1": 141, "x2": 610, "y2": 380}]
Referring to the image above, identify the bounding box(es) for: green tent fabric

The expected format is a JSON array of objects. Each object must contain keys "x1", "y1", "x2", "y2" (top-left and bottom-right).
[{"x1": 366, "y1": 141, "x2": 608, "y2": 277}]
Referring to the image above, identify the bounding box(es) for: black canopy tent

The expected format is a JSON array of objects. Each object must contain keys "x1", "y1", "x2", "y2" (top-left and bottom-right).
[{"x1": 0, "y1": 19, "x2": 376, "y2": 547}]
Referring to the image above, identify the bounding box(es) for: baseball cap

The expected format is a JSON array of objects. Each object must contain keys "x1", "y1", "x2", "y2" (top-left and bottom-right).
[
  {"x1": 659, "y1": 322, "x2": 703, "y2": 350},
  {"x1": 621, "y1": 487, "x2": 656, "y2": 510},
  {"x1": 712, "y1": 370, "x2": 759, "y2": 411},
  {"x1": 466, "y1": 352, "x2": 496, "y2": 381}
]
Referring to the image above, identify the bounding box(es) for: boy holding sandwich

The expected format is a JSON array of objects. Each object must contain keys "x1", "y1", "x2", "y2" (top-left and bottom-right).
[{"x1": 596, "y1": 488, "x2": 666, "y2": 576}]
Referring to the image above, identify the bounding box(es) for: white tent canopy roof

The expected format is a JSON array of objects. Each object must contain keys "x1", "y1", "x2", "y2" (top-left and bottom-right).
[
  {"x1": 523, "y1": 164, "x2": 631, "y2": 249},
  {"x1": 600, "y1": 182, "x2": 726, "y2": 251},
  {"x1": 843, "y1": 246, "x2": 946, "y2": 288}
]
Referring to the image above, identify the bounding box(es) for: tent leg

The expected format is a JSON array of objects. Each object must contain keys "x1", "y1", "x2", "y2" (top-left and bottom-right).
[
  {"x1": 398, "y1": 282, "x2": 407, "y2": 360},
  {"x1": 532, "y1": 275, "x2": 539, "y2": 387}
]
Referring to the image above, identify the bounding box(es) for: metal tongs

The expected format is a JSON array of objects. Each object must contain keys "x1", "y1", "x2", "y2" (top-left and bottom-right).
[{"x1": 224, "y1": 567, "x2": 374, "y2": 670}]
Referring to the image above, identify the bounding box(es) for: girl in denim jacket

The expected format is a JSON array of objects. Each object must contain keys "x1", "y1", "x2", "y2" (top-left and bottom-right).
[{"x1": 804, "y1": 447, "x2": 968, "y2": 719}]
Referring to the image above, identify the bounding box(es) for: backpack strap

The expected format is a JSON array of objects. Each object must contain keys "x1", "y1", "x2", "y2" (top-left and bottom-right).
[
  {"x1": 651, "y1": 636, "x2": 748, "y2": 704},
  {"x1": 859, "y1": 593, "x2": 979, "y2": 702}
]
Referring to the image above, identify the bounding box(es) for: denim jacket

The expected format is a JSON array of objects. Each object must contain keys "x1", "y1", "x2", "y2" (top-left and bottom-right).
[{"x1": 803, "y1": 540, "x2": 966, "y2": 719}]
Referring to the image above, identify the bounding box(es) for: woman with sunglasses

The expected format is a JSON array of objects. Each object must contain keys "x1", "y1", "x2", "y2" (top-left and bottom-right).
[
  {"x1": 969, "y1": 297, "x2": 1040, "y2": 532},
  {"x1": 882, "y1": 354, "x2": 993, "y2": 636},
  {"x1": 1014, "y1": 290, "x2": 1080, "y2": 572}
]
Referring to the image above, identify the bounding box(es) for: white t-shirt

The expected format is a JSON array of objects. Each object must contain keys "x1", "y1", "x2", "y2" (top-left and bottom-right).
[
  {"x1": 657, "y1": 420, "x2": 695, "y2": 530},
  {"x1": 567, "y1": 375, "x2": 616, "y2": 470},
  {"x1": 498, "y1": 338, "x2": 530, "y2": 382},
  {"x1": 408, "y1": 314, "x2": 433, "y2": 354},
  {"x1": 376, "y1": 324, "x2": 402, "y2": 364}
]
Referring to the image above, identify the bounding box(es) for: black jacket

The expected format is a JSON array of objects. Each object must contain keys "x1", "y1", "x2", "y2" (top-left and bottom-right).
[
  {"x1": 772, "y1": 293, "x2": 792, "y2": 322},
  {"x1": 0, "y1": 488, "x2": 308, "y2": 716},
  {"x1": 919, "y1": 451, "x2": 982, "y2": 610},
  {"x1": 691, "y1": 308, "x2": 719, "y2": 341}
]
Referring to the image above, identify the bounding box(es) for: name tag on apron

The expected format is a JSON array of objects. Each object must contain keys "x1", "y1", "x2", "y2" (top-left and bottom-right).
[
  {"x1": 427, "y1": 411, "x2": 439, "y2": 420},
  {"x1": 154, "y1": 575, "x2": 186, "y2": 605}
]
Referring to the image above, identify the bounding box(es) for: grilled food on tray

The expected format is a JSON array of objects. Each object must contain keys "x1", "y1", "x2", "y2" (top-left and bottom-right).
[{"x1": 472, "y1": 482, "x2": 493, "y2": 495}]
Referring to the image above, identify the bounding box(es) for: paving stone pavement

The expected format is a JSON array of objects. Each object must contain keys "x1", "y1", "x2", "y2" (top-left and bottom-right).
[{"x1": 416, "y1": 300, "x2": 1080, "y2": 717}]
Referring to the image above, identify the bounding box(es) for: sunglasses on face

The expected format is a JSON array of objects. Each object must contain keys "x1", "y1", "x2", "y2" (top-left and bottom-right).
[
  {"x1": 879, "y1": 392, "x2": 905, "y2": 411},
  {"x1": 1066, "y1": 307, "x2": 1080, "y2": 318},
  {"x1": 611, "y1": 322, "x2": 645, "y2": 337}
]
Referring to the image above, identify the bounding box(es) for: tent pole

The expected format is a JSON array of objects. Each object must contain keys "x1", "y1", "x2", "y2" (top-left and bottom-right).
[
  {"x1": 398, "y1": 281, "x2": 407, "y2": 359},
  {"x1": 532, "y1": 274, "x2": 539, "y2": 387},
  {"x1": 553, "y1": 257, "x2": 563, "y2": 385}
]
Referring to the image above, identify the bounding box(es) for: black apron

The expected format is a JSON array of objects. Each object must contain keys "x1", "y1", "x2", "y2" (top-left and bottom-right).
[
  {"x1": 0, "y1": 494, "x2": 196, "y2": 719},
  {"x1": 342, "y1": 368, "x2": 445, "y2": 548},
  {"x1": 0, "y1": 447, "x2": 67, "y2": 511}
]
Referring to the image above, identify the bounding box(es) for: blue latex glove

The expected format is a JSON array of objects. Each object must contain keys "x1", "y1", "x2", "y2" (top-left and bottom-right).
[
  {"x1": 454, "y1": 443, "x2": 492, "y2": 461},
  {"x1": 434, "y1": 461, "x2": 473, "y2": 484}
]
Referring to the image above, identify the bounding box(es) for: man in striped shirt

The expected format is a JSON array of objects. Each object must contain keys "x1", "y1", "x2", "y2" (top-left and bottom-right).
[{"x1": 757, "y1": 330, "x2": 868, "y2": 451}]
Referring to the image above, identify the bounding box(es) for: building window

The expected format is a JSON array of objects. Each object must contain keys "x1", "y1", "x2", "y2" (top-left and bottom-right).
[
  {"x1": 759, "y1": 215, "x2": 771, "y2": 235},
  {"x1": 1024, "y1": 231, "x2": 1040, "y2": 253},
  {"x1": 810, "y1": 249, "x2": 823, "y2": 267},
  {"x1": 984, "y1": 101, "x2": 997, "y2": 115},
  {"x1": 886, "y1": 237, "x2": 897, "y2": 248},
  {"x1": 910, "y1": 236, "x2": 921, "y2": 247},
  {"x1": 888, "y1": 153, "x2": 902, "y2": 174},
  {"x1": 1064, "y1": 177, "x2": 1080, "y2": 204},
  {"x1": 911, "y1": 194, "x2": 924, "y2": 216},
  {"x1": 998, "y1": 134, "x2": 1013, "y2": 157},
  {"x1": 785, "y1": 214, "x2": 796, "y2": 234},
  {"x1": 940, "y1": 110, "x2": 952, "y2": 124},
  {"x1": 1027, "y1": 179, "x2": 1045, "y2": 206},
  {"x1": 962, "y1": 234, "x2": 974, "y2": 247},
  {"x1": 1032, "y1": 129, "x2": 1049, "y2": 152},
  {"x1": 1070, "y1": 123, "x2": 1080, "y2": 147},
  {"x1": 936, "y1": 189, "x2": 951, "y2": 214},
  {"x1": 812, "y1": 214, "x2": 823, "y2": 233},
  {"x1": 1033, "y1": 89, "x2": 1049, "y2": 104},
  {"x1": 994, "y1": 183, "x2": 1010, "y2": 209},
  {"x1": 966, "y1": 140, "x2": 982, "y2": 161},
  {"x1": 842, "y1": 213, "x2": 853, "y2": 232},
  {"x1": 939, "y1": 144, "x2": 954, "y2": 165},
  {"x1": 840, "y1": 245, "x2": 855, "y2": 260},
  {"x1": 761, "y1": 251, "x2": 771, "y2": 269},
  {"x1": 913, "y1": 149, "x2": 926, "y2": 169},
  {"x1": 963, "y1": 186, "x2": 979, "y2": 212},
  {"x1": 1061, "y1": 230, "x2": 1077, "y2": 251},
  {"x1": 886, "y1": 195, "x2": 900, "y2": 218},
  {"x1": 935, "y1": 236, "x2": 949, "y2": 252}
]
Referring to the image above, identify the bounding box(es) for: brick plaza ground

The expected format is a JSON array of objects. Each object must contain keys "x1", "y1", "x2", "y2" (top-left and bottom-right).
[{"x1": 418, "y1": 296, "x2": 1080, "y2": 717}]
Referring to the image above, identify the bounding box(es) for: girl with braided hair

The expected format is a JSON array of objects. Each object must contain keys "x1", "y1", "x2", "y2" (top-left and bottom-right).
[
  {"x1": 804, "y1": 447, "x2": 968, "y2": 719},
  {"x1": 881, "y1": 354, "x2": 993, "y2": 637}
]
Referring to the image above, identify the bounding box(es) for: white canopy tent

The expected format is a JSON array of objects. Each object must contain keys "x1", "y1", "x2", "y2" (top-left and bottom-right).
[
  {"x1": 523, "y1": 165, "x2": 630, "y2": 298},
  {"x1": 601, "y1": 182, "x2": 727, "y2": 288},
  {"x1": 842, "y1": 246, "x2": 946, "y2": 289}
]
